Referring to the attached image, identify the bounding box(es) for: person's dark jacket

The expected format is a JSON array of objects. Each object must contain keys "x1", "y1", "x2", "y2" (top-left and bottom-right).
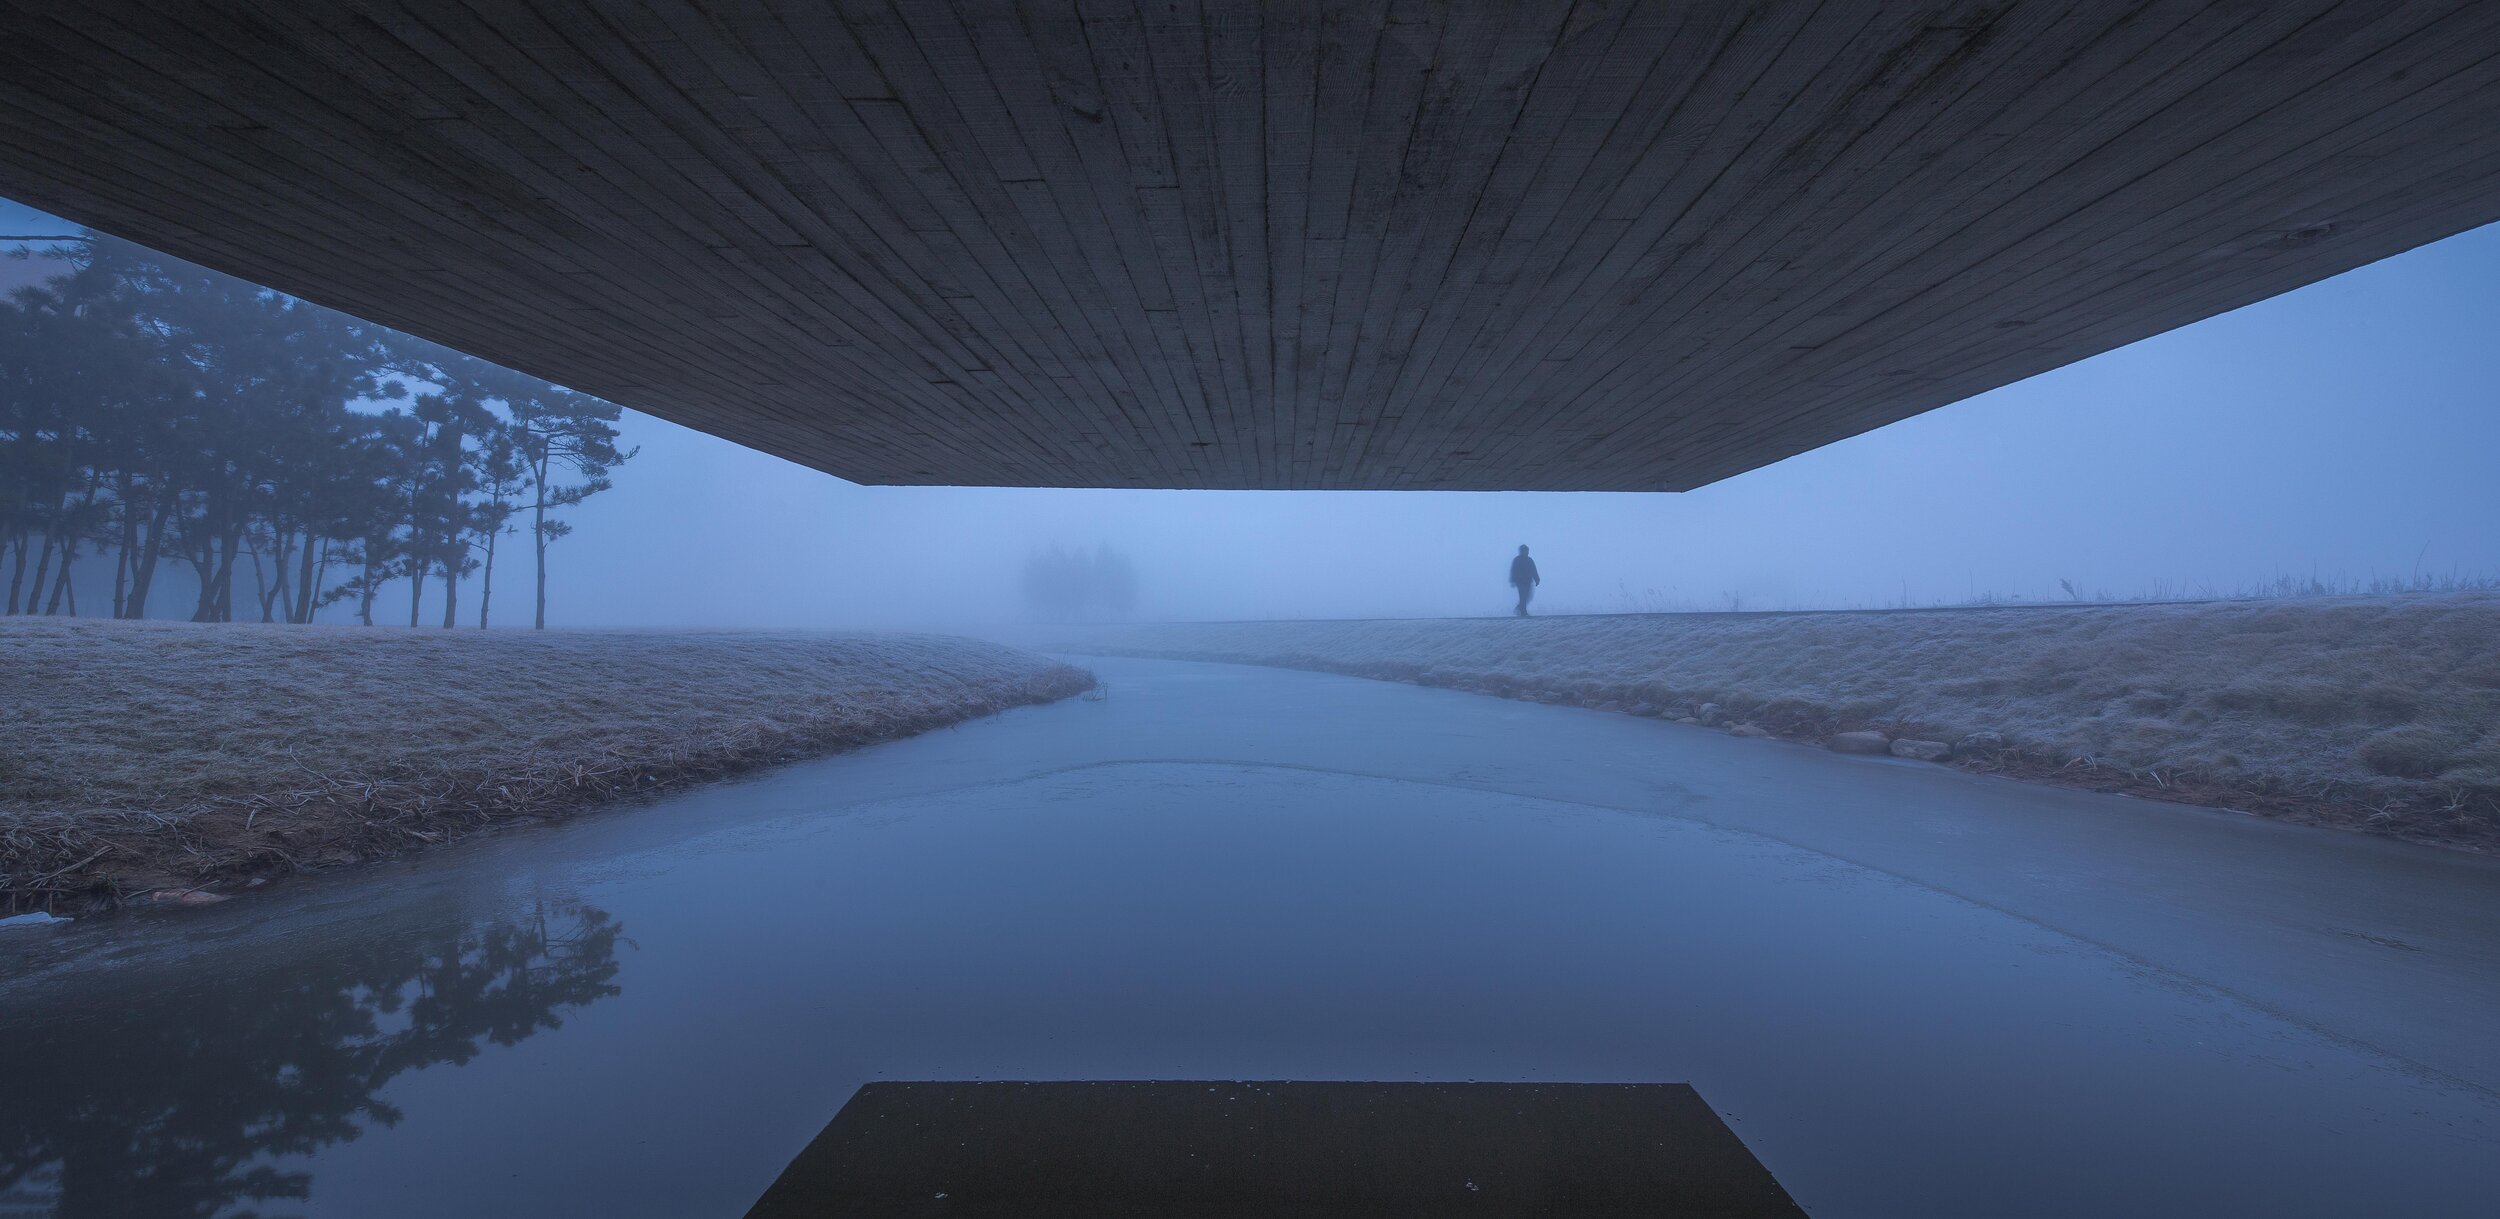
[{"x1": 1509, "y1": 554, "x2": 1539, "y2": 588}]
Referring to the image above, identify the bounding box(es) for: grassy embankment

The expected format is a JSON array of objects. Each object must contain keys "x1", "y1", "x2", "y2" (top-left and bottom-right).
[
  {"x1": 1053, "y1": 594, "x2": 2500, "y2": 851},
  {"x1": 1, "y1": 620, "x2": 1094, "y2": 912}
]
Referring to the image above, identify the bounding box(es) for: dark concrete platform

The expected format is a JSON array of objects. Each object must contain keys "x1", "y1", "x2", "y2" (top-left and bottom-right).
[
  {"x1": 743, "y1": 1081, "x2": 1805, "y2": 1218},
  {"x1": 3, "y1": 3, "x2": 2498, "y2": 489}
]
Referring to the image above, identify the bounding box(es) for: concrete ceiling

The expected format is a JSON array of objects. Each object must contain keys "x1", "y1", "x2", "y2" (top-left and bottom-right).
[{"x1": 2, "y1": 2, "x2": 2497, "y2": 490}]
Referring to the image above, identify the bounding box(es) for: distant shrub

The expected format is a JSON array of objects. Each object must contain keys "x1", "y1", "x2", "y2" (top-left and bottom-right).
[{"x1": 1021, "y1": 544, "x2": 1139, "y2": 621}]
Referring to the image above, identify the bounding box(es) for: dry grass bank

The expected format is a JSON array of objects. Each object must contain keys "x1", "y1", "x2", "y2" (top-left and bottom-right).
[
  {"x1": 1051, "y1": 595, "x2": 2500, "y2": 851},
  {"x1": 2, "y1": 621, "x2": 1093, "y2": 911}
]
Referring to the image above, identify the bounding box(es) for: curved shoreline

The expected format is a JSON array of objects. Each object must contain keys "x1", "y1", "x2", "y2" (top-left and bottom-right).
[
  {"x1": 1039, "y1": 595, "x2": 2500, "y2": 854},
  {"x1": 1, "y1": 621, "x2": 1094, "y2": 913}
]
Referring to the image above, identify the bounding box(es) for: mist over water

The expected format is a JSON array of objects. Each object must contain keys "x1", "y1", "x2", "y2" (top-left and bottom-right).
[{"x1": 11, "y1": 197, "x2": 2498, "y2": 629}]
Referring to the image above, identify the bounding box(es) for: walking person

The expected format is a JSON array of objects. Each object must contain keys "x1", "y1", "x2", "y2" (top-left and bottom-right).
[{"x1": 1509, "y1": 545, "x2": 1540, "y2": 617}]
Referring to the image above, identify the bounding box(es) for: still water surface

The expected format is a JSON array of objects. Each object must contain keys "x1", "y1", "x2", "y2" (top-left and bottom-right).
[{"x1": 4, "y1": 660, "x2": 2496, "y2": 1217}]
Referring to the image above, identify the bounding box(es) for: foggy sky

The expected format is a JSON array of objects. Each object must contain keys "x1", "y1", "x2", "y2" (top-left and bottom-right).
[{"x1": 9, "y1": 196, "x2": 2498, "y2": 628}]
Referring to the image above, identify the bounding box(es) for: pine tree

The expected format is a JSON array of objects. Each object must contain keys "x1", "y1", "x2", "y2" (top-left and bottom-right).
[{"x1": 0, "y1": 232, "x2": 635, "y2": 626}]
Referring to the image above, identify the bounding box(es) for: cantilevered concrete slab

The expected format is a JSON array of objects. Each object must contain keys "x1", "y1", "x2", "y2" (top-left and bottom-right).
[{"x1": 1, "y1": 2, "x2": 2496, "y2": 490}]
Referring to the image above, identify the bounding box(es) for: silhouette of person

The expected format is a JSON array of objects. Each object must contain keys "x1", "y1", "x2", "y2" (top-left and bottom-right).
[{"x1": 1509, "y1": 545, "x2": 1540, "y2": 617}]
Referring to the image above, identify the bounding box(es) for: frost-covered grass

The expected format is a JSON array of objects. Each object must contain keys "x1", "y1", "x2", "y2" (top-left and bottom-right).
[
  {"x1": 1051, "y1": 595, "x2": 2500, "y2": 849},
  {"x1": 1584, "y1": 570, "x2": 2500, "y2": 615},
  {"x1": 1, "y1": 620, "x2": 1093, "y2": 908}
]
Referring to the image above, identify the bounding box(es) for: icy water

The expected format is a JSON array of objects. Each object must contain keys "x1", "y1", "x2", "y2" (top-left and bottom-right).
[{"x1": 5, "y1": 658, "x2": 2498, "y2": 1217}]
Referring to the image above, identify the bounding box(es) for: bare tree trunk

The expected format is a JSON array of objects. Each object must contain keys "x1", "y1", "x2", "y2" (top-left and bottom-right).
[
  {"x1": 110, "y1": 487, "x2": 133, "y2": 618},
  {"x1": 3, "y1": 531, "x2": 24, "y2": 615},
  {"x1": 46, "y1": 476, "x2": 101, "y2": 618},
  {"x1": 294, "y1": 532, "x2": 320, "y2": 624},
  {"x1": 266, "y1": 528, "x2": 299, "y2": 625},
  {"x1": 358, "y1": 550, "x2": 380, "y2": 626},
  {"x1": 478, "y1": 527, "x2": 498, "y2": 628},
  {"x1": 125, "y1": 493, "x2": 171, "y2": 619},
  {"x1": 409, "y1": 558, "x2": 425, "y2": 627},
  {"x1": 440, "y1": 553, "x2": 458, "y2": 629},
  {"x1": 208, "y1": 526, "x2": 243, "y2": 623},
  {"x1": 246, "y1": 532, "x2": 276, "y2": 623},
  {"x1": 532, "y1": 495, "x2": 549, "y2": 630},
  {"x1": 113, "y1": 512, "x2": 131, "y2": 619},
  {"x1": 188, "y1": 552, "x2": 217, "y2": 622},
  {"x1": 191, "y1": 503, "x2": 229, "y2": 621},
  {"x1": 25, "y1": 532, "x2": 56, "y2": 617},
  {"x1": 215, "y1": 537, "x2": 237, "y2": 622},
  {"x1": 43, "y1": 541, "x2": 75, "y2": 615}
]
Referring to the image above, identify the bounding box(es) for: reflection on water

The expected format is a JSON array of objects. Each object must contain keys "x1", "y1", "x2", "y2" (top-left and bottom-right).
[{"x1": 0, "y1": 901, "x2": 624, "y2": 1219}]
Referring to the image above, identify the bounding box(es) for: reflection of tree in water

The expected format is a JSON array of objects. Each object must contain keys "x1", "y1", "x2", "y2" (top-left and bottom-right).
[{"x1": 0, "y1": 901, "x2": 625, "y2": 1218}]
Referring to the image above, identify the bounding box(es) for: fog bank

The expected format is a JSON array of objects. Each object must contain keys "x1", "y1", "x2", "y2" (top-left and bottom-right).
[{"x1": 546, "y1": 220, "x2": 2500, "y2": 628}]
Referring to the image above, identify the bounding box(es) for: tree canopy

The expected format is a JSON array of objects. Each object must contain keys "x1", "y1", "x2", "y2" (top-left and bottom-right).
[
  {"x1": 1020, "y1": 544, "x2": 1139, "y2": 621},
  {"x1": 0, "y1": 234, "x2": 634, "y2": 627}
]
